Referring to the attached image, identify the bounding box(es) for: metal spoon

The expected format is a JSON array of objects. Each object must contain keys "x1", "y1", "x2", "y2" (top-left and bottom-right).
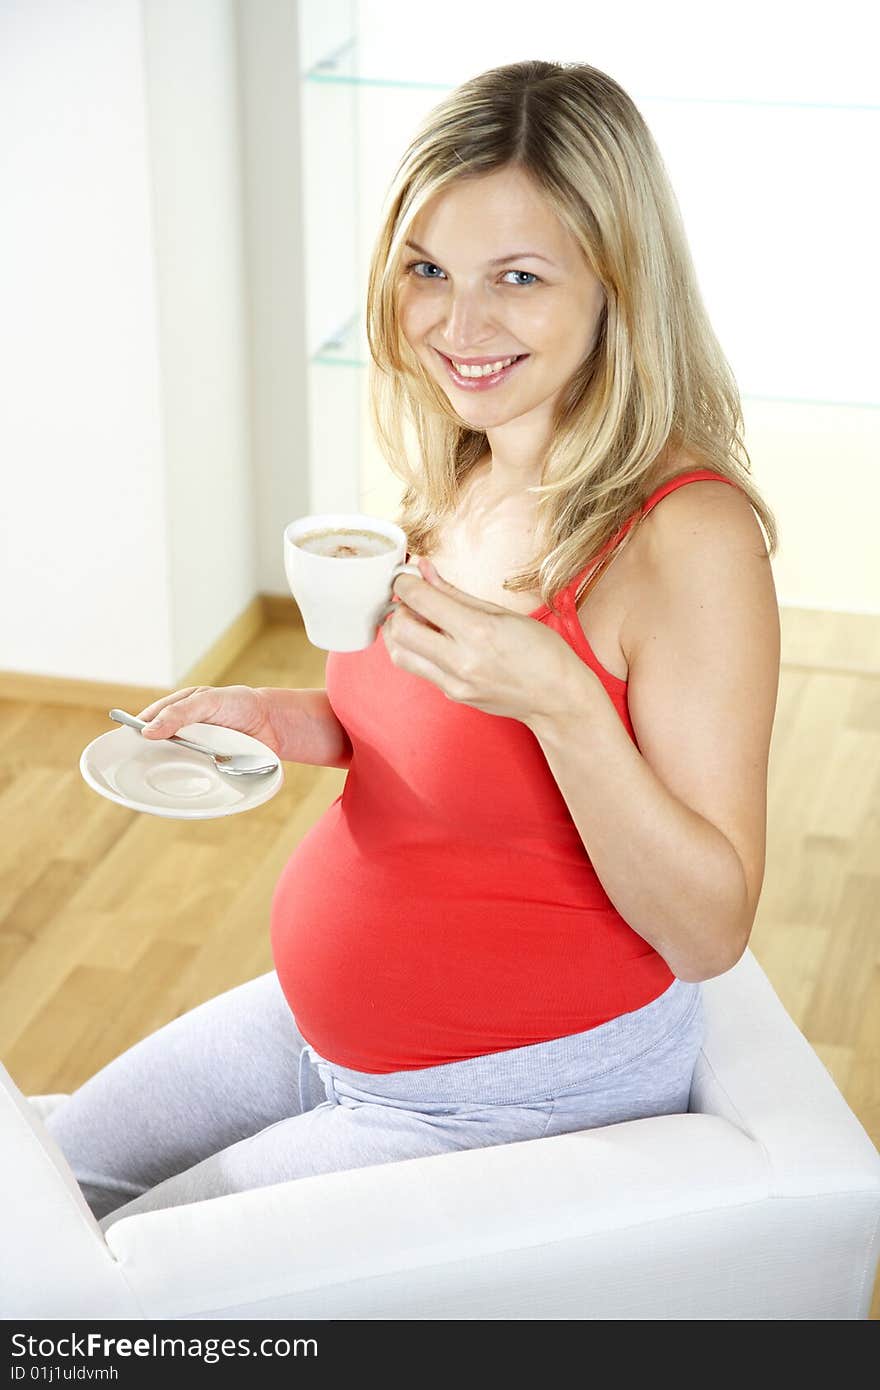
[{"x1": 108, "y1": 709, "x2": 279, "y2": 777}]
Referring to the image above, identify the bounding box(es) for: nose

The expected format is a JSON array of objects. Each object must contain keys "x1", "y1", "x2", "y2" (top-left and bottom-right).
[{"x1": 441, "y1": 285, "x2": 498, "y2": 352}]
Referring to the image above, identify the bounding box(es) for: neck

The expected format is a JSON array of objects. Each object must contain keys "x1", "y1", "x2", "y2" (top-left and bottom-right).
[{"x1": 479, "y1": 425, "x2": 550, "y2": 502}]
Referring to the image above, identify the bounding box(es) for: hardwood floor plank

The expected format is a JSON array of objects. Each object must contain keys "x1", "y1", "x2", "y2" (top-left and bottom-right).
[
  {"x1": 747, "y1": 921, "x2": 830, "y2": 1028},
  {"x1": 799, "y1": 874, "x2": 878, "y2": 1044},
  {"x1": 6, "y1": 941, "x2": 199, "y2": 1094},
  {"x1": 849, "y1": 965, "x2": 880, "y2": 1143},
  {"x1": 0, "y1": 770, "x2": 93, "y2": 895},
  {"x1": 4, "y1": 958, "x2": 122, "y2": 1095},
  {"x1": 806, "y1": 728, "x2": 880, "y2": 839},
  {"x1": 1, "y1": 858, "x2": 87, "y2": 939},
  {"x1": 0, "y1": 906, "x2": 117, "y2": 1052},
  {"x1": 0, "y1": 701, "x2": 32, "y2": 751},
  {"x1": 847, "y1": 677, "x2": 880, "y2": 732},
  {"x1": 71, "y1": 939, "x2": 201, "y2": 1088}
]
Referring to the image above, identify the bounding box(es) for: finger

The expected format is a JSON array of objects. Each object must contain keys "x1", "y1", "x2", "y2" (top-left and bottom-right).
[
  {"x1": 382, "y1": 623, "x2": 456, "y2": 692},
  {"x1": 140, "y1": 706, "x2": 187, "y2": 736},
  {"x1": 140, "y1": 690, "x2": 217, "y2": 736},
  {"x1": 136, "y1": 687, "x2": 202, "y2": 723},
  {"x1": 380, "y1": 597, "x2": 444, "y2": 633},
  {"x1": 391, "y1": 571, "x2": 497, "y2": 640},
  {"x1": 383, "y1": 606, "x2": 456, "y2": 673},
  {"x1": 392, "y1": 653, "x2": 452, "y2": 693}
]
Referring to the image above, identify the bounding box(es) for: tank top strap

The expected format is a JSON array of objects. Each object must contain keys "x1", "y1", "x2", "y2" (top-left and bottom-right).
[
  {"x1": 639, "y1": 467, "x2": 741, "y2": 519},
  {"x1": 559, "y1": 468, "x2": 742, "y2": 610}
]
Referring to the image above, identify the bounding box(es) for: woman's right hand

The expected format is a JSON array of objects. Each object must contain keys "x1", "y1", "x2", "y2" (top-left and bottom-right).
[{"x1": 136, "y1": 685, "x2": 280, "y2": 755}]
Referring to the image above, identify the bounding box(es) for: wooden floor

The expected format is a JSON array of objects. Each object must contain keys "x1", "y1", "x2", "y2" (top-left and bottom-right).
[{"x1": 1, "y1": 606, "x2": 878, "y2": 1317}]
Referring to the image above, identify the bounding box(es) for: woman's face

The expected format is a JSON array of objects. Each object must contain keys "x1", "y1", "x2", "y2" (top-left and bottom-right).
[{"x1": 397, "y1": 165, "x2": 606, "y2": 435}]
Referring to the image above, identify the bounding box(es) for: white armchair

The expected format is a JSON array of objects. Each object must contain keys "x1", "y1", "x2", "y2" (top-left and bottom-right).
[{"x1": 2, "y1": 948, "x2": 879, "y2": 1320}]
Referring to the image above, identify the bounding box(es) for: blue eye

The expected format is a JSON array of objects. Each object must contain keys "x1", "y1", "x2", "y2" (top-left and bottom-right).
[{"x1": 405, "y1": 261, "x2": 539, "y2": 286}]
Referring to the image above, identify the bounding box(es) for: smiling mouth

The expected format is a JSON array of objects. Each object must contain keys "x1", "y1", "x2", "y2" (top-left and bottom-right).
[{"x1": 434, "y1": 349, "x2": 530, "y2": 388}]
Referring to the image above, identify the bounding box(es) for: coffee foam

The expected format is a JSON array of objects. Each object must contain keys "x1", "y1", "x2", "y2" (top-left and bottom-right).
[{"x1": 295, "y1": 527, "x2": 396, "y2": 559}]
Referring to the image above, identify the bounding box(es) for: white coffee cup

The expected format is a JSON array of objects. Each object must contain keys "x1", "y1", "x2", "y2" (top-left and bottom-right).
[{"x1": 283, "y1": 512, "x2": 419, "y2": 652}]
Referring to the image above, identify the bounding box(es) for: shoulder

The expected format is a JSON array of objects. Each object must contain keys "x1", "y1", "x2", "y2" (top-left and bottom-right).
[
  {"x1": 614, "y1": 472, "x2": 778, "y2": 717},
  {"x1": 623, "y1": 471, "x2": 779, "y2": 674},
  {"x1": 619, "y1": 471, "x2": 772, "y2": 662},
  {"x1": 640, "y1": 474, "x2": 767, "y2": 562}
]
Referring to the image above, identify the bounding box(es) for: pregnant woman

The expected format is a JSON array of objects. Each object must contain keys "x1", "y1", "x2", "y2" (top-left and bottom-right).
[{"x1": 46, "y1": 59, "x2": 780, "y2": 1231}]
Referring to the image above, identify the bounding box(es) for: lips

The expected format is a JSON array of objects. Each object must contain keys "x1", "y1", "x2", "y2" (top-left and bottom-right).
[{"x1": 436, "y1": 349, "x2": 529, "y2": 392}]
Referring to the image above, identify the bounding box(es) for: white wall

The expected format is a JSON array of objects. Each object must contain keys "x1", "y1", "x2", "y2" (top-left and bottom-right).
[
  {"x1": 0, "y1": 0, "x2": 309, "y2": 687},
  {"x1": 141, "y1": 0, "x2": 255, "y2": 680},
  {"x1": 0, "y1": 0, "x2": 173, "y2": 684},
  {"x1": 237, "y1": 0, "x2": 311, "y2": 596}
]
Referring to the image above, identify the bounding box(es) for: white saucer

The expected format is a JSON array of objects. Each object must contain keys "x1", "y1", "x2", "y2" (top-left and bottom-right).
[{"x1": 80, "y1": 722, "x2": 284, "y2": 819}]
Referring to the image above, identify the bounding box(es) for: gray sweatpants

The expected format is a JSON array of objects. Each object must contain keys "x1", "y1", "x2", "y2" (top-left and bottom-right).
[{"x1": 43, "y1": 971, "x2": 705, "y2": 1234}]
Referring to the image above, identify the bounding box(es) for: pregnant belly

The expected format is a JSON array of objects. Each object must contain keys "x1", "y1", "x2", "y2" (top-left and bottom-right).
[{"x1": 268, "y1": 803, "x2": 672, "y2": 1073}]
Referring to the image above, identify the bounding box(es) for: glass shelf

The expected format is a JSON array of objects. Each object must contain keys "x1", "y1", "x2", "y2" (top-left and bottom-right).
[
  {"x1": 303, "y1": 34, "x2": 878, "y2": 110},
  {"x1": 312, "y1": 314, "x2": 368, "y2": 367},
  {"x1": 304, "y1": 37, "x2": 450, "y2": 92}
]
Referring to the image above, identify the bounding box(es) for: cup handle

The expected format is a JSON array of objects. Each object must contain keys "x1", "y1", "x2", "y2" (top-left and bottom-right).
[
  {"x1": 376, "y1": 560, "x2": 420, "y2": 626},
  {"x1": 391, "y1": 560, "x2": 421, "y2": 580}
]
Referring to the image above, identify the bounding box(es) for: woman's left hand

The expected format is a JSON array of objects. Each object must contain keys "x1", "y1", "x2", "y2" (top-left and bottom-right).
[{"x1": 380, "y1": 557, "x2": 593, "y2": 726}]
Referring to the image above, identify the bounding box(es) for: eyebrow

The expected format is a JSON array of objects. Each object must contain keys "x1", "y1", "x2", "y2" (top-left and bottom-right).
[{"x1": 404, "y1": 239, "x2": 556, "y2": 267}]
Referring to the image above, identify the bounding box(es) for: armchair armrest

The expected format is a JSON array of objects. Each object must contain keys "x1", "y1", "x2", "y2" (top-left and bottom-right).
[
  {"x1": 694, "y1": 951, "x2": 880, "y2": 1199},
  {"x1": 0, "y1": 1062, "x2": 140, "y2": 1318},
  {"x1": 107, "y1": 1112, "x2": 775, "y2": 1319}
]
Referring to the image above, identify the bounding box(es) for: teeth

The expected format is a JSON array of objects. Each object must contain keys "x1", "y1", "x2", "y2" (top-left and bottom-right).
[{"x1": 452, "y1": 356, "x2": 518, "y2": 378}]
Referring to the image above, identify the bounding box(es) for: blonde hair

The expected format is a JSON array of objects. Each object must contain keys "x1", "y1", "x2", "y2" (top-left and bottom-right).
[{"x1": 366, "y1": 59, "x2": 778, "y2": 611}]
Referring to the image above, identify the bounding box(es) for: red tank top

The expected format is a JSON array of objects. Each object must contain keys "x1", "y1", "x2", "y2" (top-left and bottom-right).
[{"x1": 270, "y1": 469, "x2": 741, "y2": 1072}]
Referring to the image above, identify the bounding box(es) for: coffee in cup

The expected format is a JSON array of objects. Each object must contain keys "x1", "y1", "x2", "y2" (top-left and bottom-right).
[
  {"x1": 294, "y1": 527, "x2": 397, "y2": 560},
  {"x1": 283, "y1": 512, "x2": 418, "y2": 652}
]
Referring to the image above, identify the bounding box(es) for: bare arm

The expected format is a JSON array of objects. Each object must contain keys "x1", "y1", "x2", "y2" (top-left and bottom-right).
[
  {"x1": 255, "y1": 687, "x2": 353, "y2": 769},
  {"x1": 525, "y1": 483, "x2": 780, "y2": 982}
]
